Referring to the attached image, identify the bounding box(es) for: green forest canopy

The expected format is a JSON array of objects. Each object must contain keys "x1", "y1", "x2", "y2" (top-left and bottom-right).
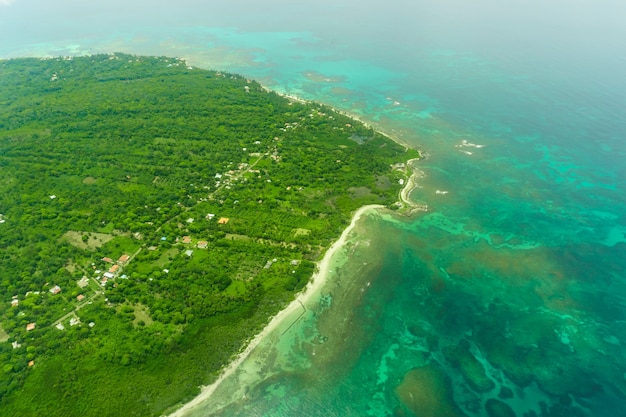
[{"x1": 0, "y1": 53, "x2": 418, "y2": 417}]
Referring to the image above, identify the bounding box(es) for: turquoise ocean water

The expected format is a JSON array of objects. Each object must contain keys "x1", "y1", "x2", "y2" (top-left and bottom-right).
[{"x1": 2, "y1": 1, "x2": 625, "y2": 416}]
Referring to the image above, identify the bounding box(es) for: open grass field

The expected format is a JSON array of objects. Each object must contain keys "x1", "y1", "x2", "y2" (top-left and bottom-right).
[
  {"x1": 61, "y1": 231, "x2": 115, "y2": 251},
  {"x1": 0, "y1": 325, "x2": 9, "y2": 343}
]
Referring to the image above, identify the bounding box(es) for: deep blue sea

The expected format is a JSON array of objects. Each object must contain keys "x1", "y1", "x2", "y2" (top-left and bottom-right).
[{"x1": 2, "y1": 1, "x2": 625, "y2": 416}]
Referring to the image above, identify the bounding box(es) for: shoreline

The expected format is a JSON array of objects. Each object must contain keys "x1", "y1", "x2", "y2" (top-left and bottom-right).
[
  {"x1": 273, "y1": 88, "x2": 415, "y2": 151},
  {"x1": 398, "y1": 158, "x2": 428, "y2": 214},
  {"x1": 165, "y1": 203, "x2": 384, "y2": 417},
  {"x1": 3, "y1": 54, "x2": 425, "y2": 416},
  {"x1": 7, "y1": 52, "x2": 426, "y2": 416},
  {"x1": 267, "y1": 88, "x2": 429, "y2": 212},
  {"x1": 166, "y1": 85, "x2": 426, "y2": 417},
  {"x1": 271, "y1": 88, "x2": 428, "y2": 213},
  {"x1": 265, "y1": 87, "x2": 427, "y2": 214}
]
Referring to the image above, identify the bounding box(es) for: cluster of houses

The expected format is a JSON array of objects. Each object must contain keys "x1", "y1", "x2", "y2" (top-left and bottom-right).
[
  {"x1": 166, "y1": 215, "x2": 232, "y2": 258},
  {"x1": 5, "y1": 209, "x2": 239, "y2": 350},
  {"x1": 178, "y1": 236, "x2": 208, "y2": 258},
  {"x1": 9, "y1": 281, "x2": 65, "y2": 312},
  {"x1": 6, "y1": 252, "x2": 125, "y2": 358},
  {"x1": 11, "y1": 277, "x2": 93, "y2": 338},
  {"x1": 99, "y1": 254, "x2": 131, "y2": 285}
]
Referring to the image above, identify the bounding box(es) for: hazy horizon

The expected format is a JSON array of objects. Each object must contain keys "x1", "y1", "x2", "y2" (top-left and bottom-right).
[{"x1": 2, "y1": 0, "x2": 626, "y2": 90}]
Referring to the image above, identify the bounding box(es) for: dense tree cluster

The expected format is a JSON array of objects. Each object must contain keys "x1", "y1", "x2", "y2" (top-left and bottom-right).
[{"x1": 0, "y1": 53, "x2": 418, "y2": 416}]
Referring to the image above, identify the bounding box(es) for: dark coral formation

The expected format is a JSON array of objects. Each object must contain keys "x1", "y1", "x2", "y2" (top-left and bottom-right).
[
  {"x1": 395, "y1": 364, "x2": 467, "y2": 417},
  {"x1": 485, "y1": 399, "x2": 516, "y2": 417},
  {"x1": 443, "y1": 339, "x2": 495, "y2": 393}
]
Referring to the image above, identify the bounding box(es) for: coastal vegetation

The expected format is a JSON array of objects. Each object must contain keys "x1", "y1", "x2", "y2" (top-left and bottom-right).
[{"x1": 0, "y1": 53, "x2": 418, "y2": 416}]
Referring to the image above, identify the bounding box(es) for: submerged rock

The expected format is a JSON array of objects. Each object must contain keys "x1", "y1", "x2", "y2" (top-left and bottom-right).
[
  {"x1": 498, "y1": 386, "x2": 514, "y2": 400},
  {"x1": 525, "y1": 348, "x2": 601, "y2": 398},
  {"x1": 443, "y1": 339, "x2": 495, "y2": 393},
  {"x1": 478, "y1": 331, "x2": 534, "y2": 387},
  {"x1": 395, "y1": 364, "x2": 467, "y2": 417},
  {"x1": 485, "y1": 399, "x2": 516, "y2": 417}
]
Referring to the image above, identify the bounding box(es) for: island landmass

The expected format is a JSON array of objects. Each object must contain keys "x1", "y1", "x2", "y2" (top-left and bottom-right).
[{"x1": 0, "y1": 53, "x2": 420, "y2": 417}]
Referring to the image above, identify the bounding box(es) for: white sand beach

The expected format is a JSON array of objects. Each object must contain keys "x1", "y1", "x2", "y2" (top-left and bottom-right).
[
  {"x1": 399, "y1": 158, "x2": 428, "y2": 213},
  {"x1": 166, "y1": 203, "x2": 384, "y2": 417}
]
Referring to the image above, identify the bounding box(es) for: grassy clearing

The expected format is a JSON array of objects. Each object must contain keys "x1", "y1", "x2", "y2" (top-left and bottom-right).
[
  {"x1": 100, "y1": 235, "x2": 141, "y2": 259},
  {"x1": 293, "y1": 228, "x2": 311, "y2": 236},
  {"x1": 233, "y1": 259, "x2": 263, "y2": 281},
  {"x1": 65, "y1": 260, "x2": 77, "y2": 274},
  {"x1": 97, "y1": 222, "x2": 116, "y2": 234},
  {"x1": 223, "y1": 280, "x2": 246, "y2": 297},
  {"x1": 225, "y1": 233, "x2": 251, "y2": 241},
  {"x1": 0, "y1": 324, "x2": 9, "y2": 343},
  {"x1": 153, "y1": 248, "x2": 179, "y2": 267},
  {"x1": 348, "y1": 186, "x2": 374, "y2": 198},
  {"x1": 61, "y1": 231, "x2": 115, "y2": 251},
  {"x1": 132, "y1": 304, "x2": 154, "y2": 327},
  {"x1": 375, "y1": 175, "x2": 392, "y2": 189}
]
